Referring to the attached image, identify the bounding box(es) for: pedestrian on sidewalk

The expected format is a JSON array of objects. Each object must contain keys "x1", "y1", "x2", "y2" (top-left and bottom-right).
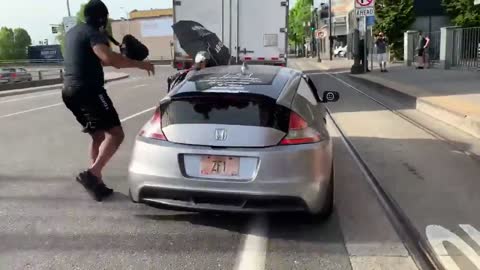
[
  {"x1": 416, "y1": 31, "x2": 430, "y2": 69},
  {"x1": 375, "y1": 32, "x2": 388, "y2": 72},
  {"x1": 61, "y1": 0, "x2": 155, "y2": 201}
]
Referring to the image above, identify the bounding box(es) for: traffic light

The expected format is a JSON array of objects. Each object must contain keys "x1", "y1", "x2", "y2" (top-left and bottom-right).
[{"x1": 310, "y1": 22, "x2": 315, "y2": 31}]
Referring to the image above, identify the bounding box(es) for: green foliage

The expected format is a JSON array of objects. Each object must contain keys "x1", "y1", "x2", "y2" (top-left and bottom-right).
[
  {"x1": 77, "y1": 3, "x2": 87, "y2": 23},
  {"x1": 374, "y1": 0, "x2": 415, "y2": 60},
  {"x1": 442, "y1": 0, "x2": 480, "y2": 27},
  {"x1": 0, "y1": 27, "x2": 15, "y2": 60},
  {"x1": 289, "y1": 0, "x2": 313, "y2": 45},
  {"x1": 13, "y1": 28, "x2": 32, "y2": 59},
  {"x1": 0, "y1": 27, "x2": 32, "y2": 60}
]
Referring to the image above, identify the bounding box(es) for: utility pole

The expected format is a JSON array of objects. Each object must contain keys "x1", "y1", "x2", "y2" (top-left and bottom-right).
[
  {"x1": 328, "y1": 0, "x2": 332, "y2": 60},
  {"x1": 67, "y1": 0, "x2": 71, "y2": 16}
]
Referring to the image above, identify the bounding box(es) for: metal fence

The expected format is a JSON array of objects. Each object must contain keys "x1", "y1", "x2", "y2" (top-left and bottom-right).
[
  {"x1": 451, "y1": 27, "x2": 480, "y2": 70},
  {"x1": 411, "y1": 31, "x2": 441, "y2": 67}
]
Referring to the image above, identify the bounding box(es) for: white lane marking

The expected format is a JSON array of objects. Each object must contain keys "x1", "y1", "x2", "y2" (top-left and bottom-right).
[
  {"x1": 235, "y1": 215, "x2": 268, "y2": 270},
  {"x1": 0, "y1": 103, "x2": 63, "y2": 119},
  {"x1": 132, "y1": 84, "x2": 148, "y2": 89},
  {"x1": 0, "y1": 91, "x2": 59, "y2": 104},
  {"x1": 120, "y1": 107, "x2": 156, "y2": 122},
  {"x1": 426, "y1": 224, "x2": 480, "y2": 270}
]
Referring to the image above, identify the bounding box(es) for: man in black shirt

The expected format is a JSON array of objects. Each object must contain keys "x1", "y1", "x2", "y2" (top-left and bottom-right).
[{"x1": 62, "y1": 0, "x2": 155, "y2": 201}]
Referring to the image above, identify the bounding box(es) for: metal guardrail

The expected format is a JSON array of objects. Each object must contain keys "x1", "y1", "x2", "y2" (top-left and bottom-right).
[{"x1": 452, "y1": 27, "x2": 480, "y2": 71}]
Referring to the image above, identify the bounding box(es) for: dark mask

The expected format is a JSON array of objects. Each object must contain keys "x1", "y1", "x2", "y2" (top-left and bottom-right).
[{"x1": 84, "y1": 0, "x2": 109, "y2": 29}]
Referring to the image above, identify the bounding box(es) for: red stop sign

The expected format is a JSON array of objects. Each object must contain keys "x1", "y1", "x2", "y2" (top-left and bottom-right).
[{"x1": 356, "y1": 0, "x2": 373, "y2": 7}]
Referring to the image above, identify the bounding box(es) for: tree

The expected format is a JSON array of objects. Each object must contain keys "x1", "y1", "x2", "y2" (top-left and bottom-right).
[
  {"x1": 289, "y1": 0, "x2": 313, "y2": 52},
  {"x1": 442, "y1": 0, "x2": 480, "y2": 27},
  {"x1": 374, "y1": 0, "x2": 415, "y2": 60},
  {"x1": 13, "y1": 28, "x2": 32, "y2": 59},
  {"x1": 0, "y1": 27, "x2": 31, "y2": 60},
  {"x1": 0, "y1": 27, "x2": 15, "y2": 60}
]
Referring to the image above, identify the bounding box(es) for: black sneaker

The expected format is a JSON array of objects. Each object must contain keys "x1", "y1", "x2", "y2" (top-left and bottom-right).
[
  {"x1": 384, "y1": 69, "x2": 388, "y2": 72},
  {"x1": 97, "y1": 183, "x2": 114, "y2": 199},
  {"x1": 76, "y1": 171, "x2": 103, "y2": 202}
]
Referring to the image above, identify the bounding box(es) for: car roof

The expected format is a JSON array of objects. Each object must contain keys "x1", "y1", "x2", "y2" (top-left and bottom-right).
[{"x1": 170, "y1": 65, "x2": 301, "y2": 100}]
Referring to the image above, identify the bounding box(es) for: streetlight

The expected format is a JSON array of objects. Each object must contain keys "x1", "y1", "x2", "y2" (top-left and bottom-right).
[{"x1": 66, "y1": 0, "x2": 71, "y2": 16}]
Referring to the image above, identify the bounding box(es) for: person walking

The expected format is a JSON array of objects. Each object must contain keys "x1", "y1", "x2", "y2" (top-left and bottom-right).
[
  {"x1": 416, "y1": 31, "x2": 430, "y2": 69},
  {"x1": 375, "y1": 32, "x2": 388, "y2": 72},
  {"x1": 62, "y1": 0, "x2": 155, "y2": 201}
]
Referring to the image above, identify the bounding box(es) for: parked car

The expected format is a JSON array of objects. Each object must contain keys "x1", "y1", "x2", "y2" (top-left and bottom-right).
[
  {"x1": 128, "y1": 64, "x2": 340, "y2": 219},
  {"x1": 334, "y1": 45, "x2": 347, "y2": 58},
  {"x1": 0, "y1": 68, "x2": 33, "y2": 84}
]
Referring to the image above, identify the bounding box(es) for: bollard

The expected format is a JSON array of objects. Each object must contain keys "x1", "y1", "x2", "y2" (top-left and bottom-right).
[
  {"x1": 38, "y1": 71, "x2": 43, "y2": 80},
  {"x1": 60, "y1": 69, "x2": 64, "y2": 80}
]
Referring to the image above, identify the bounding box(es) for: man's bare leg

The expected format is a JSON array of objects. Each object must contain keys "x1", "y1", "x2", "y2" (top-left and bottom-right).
[
  {"x1": 89, "y1": 126, "x2": 125, "y2": 179},
  {"x1": 90, "y1": 131, "x2": 105, "y2": 166}
]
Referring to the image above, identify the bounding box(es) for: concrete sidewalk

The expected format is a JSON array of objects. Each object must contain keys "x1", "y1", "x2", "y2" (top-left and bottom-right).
[
  {"x1": 289, "y1": 57, "x2": 354, "y2": 72},
  {"x1": 0, "y1": 72, "x2": 130, "y2": 98},
  {"x1": 351, "y1": 66, "x2": 480, "y2": 138}
]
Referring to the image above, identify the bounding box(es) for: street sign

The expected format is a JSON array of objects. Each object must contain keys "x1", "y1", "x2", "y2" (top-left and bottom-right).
[
  {"x1": 355, "y1": 0, "x2": 374, "y2": 8},
  {"x1": 366, "y1": 15, "x2": 375, "y2": 26},
  {"x1": 51, "y1": 26, "x2": 58, "y2": 34},
  {"x1": 315, "y1": 29, "x2": 326, "y2": 39},
  {"x1": 356, "y1": 7, "x2": 375, "y2": 17},
  {"x1": 63, "y1": 16, "x2": 77, "y2": 33}
]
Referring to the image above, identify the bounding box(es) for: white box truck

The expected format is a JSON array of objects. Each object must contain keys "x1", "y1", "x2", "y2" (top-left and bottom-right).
[{"x1": 172, "y1": 0, "x2": 289, "y2": 69}]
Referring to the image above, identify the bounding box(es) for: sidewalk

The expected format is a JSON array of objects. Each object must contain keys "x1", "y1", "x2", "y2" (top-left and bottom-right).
[
  {"x1": 288, "y1": 57, "x2": 354, "y2": 72},
  {"x1": 0, "y1": 72, "x2": 130, "y2": 98},
  {"x1": 351, "y1": 66, "x2": 480, "y2": 138}
]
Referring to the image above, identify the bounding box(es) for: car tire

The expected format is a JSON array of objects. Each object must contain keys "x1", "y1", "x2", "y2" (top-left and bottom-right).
[{"x1": 312, "y1": 165, "x2": 334, "y2": 220}]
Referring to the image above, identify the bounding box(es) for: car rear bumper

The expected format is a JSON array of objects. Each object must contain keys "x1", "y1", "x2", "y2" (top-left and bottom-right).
[{"x1": 128, "y1": 138, "x2": 333, "y2": 214}]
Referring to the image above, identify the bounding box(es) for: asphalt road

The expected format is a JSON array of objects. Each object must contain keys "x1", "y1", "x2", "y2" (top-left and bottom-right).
[{"x1": 1, "y1": 66, "x2": 479, "y2": 270}]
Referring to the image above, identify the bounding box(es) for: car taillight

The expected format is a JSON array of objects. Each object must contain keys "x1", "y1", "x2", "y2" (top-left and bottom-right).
[
  {"x1": 139, "y1": 108, "x2": 167, "y2": 141},
  {"x1": 280, "y1": 111, "x2": 322, "y2": 145},
  {"x1": 11, "y1": 73, "x2": 16, "y2": 78}
]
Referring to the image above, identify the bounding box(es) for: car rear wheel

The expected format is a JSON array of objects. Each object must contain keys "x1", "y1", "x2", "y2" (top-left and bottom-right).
[{"x1": 312, "y1": 165, "x2": 334, "y2": 220}]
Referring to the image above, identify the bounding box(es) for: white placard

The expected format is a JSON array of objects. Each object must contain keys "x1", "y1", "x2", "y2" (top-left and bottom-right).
[
  {"x1": 141, "y1": 18, "x2": 173, "y2": 37},
  {"x1": 63, "y1": 16, "x2": 77, "y2": 33},
  {"x1": 356, "y1": 8, "x2": 375, "y2": 17}
]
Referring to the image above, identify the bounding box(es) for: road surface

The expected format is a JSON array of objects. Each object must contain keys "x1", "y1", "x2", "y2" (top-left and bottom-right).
[{"x1": 1, "y1": 66, "x2": 479, "y2": 270}]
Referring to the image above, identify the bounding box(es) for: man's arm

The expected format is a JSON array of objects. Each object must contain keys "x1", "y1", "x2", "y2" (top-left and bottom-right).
[
  {"x1": 93, "y1": 44, "x2": 155, "y2": 75},
  {"x1": 424, "y1": 37, "x2": 431, "y2": 48}
]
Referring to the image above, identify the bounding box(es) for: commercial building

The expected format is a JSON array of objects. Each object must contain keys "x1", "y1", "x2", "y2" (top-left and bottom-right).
[{"x1": 111, "y1": 9, "x2": 174, "y2": 61}]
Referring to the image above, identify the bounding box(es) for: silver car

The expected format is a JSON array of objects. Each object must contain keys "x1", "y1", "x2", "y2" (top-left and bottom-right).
[{"x1": 128, "y1": 64, "x2": 339, "y2": 218}]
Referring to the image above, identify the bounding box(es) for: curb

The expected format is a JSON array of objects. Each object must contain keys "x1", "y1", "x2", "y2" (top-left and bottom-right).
[
  {"x1": 349, "y1": 74, "x2": 480, "y2": 139},
  {"x1": 0, "y1": 74, "x2": 130, "y2": 98}
]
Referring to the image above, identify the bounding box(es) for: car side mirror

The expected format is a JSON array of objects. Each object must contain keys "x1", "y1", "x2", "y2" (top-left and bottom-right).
[{"x1": 322, "y1": 91, "x2": 340, "y2": 103}]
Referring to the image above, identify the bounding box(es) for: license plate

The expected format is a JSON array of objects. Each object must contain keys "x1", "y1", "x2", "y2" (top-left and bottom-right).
[{"x1": 200, "y1": 155, "x2": 240, "y2": 177}]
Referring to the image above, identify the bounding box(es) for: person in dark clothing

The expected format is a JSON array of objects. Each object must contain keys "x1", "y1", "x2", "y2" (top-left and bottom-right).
[
  {"x1": 416, "y1": 31, "x2": 430, "y2": 69},
  {"x1": 62, "y1": 0, "x2": 155, "y2": 201},
  {"x1": 359, "y1": 38, "x2": 370, "y2": 72},
  {"x1": 375, "y1": 32, "x2": 389, "y2": 72}
]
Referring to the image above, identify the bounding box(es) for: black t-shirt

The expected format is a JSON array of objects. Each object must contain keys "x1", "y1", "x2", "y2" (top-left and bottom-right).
[{"x1": 63, "y1": 23, "x2": 109, "y2": 90}]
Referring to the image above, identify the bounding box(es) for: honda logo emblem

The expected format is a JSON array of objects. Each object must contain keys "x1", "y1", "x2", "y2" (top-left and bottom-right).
[{"x1": 215, "y1": 129, "x2": 227, "y2": 141}]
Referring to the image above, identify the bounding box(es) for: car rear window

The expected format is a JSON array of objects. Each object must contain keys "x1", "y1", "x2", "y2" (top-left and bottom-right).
[{"x1": 160, "y1": 93, "x2": 290, "y2": 132}]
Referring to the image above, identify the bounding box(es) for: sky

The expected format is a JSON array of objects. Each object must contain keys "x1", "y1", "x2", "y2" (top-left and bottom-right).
[{"x1": 0, "y1": 0, "x2": 172, "y2": 45}]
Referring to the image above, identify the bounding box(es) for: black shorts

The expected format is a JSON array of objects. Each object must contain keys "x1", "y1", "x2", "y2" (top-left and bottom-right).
[{"x1": 62, "y1": 86, "x2": 121, "y2": 134}]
